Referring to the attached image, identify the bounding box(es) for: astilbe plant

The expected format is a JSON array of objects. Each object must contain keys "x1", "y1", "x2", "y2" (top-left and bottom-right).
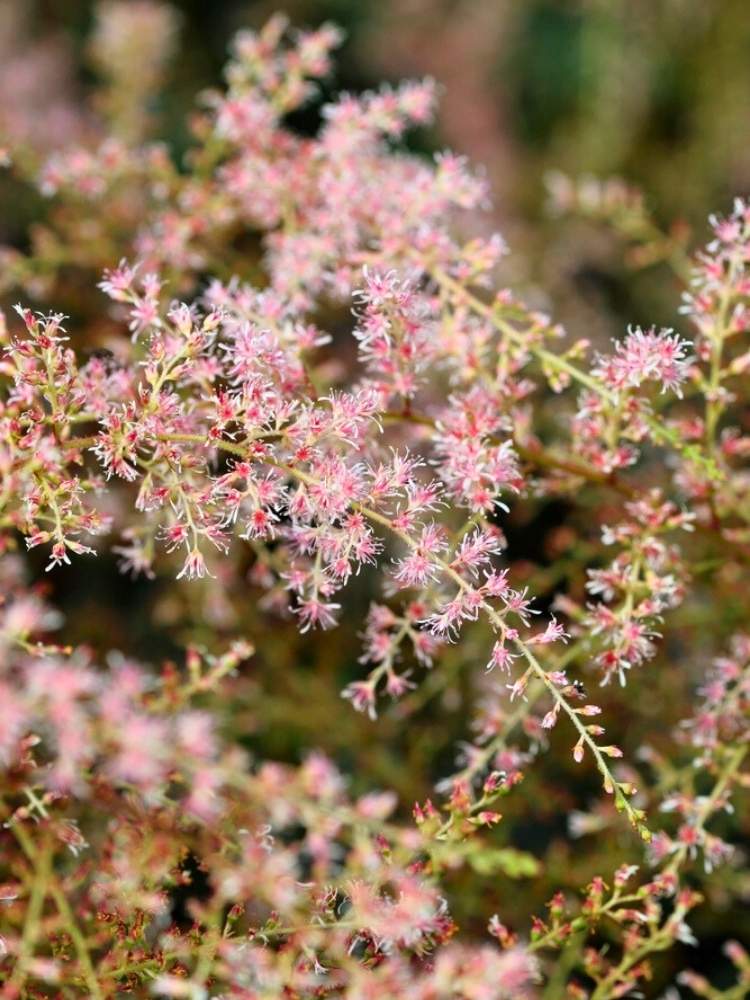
[{"x1": 0, "y1": 6, "x2": 748, "y2": 999}]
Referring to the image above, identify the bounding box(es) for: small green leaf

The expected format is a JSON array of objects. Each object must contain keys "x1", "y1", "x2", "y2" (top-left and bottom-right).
[{"x1": 468, "y1": 847, "x2": 540, "y2": 879}]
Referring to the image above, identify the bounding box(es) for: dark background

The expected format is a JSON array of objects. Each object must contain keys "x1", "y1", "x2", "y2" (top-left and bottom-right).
[{"x1": 4, "y1": 0, "x2": 750, "y2": 350}]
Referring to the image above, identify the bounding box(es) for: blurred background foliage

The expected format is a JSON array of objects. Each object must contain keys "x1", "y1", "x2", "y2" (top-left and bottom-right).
[
  {"x1": 1, "y1": 1, "x2": 749, "y2": 992},
  {"x1": 5, "y1": 0, "x2": 750, "y2": 332}
]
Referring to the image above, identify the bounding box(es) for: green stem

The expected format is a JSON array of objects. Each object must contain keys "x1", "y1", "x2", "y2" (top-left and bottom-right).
[
  {"x1": 8, "y1": 818, "x2": 104, "y2": 1000},
  {"x1": 8, "y1": 839, "x2": 52, "y2": 993}
]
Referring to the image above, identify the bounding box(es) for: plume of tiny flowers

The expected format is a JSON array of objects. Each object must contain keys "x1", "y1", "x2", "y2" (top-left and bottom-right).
[
  {"x1": 591, "y1": 325, "x2": 692, "y2": 398},
  {"x1": 583, "y1": 493, "x2": 693, "y2": 685}
]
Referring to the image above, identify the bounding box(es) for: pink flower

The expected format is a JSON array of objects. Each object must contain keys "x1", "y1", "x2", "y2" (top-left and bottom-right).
[
  {"x1": 295, "y1": 597, "x2": 341, "y2": 632},
  {"x1": 593, "y1": 326, "x2": 692, "y2": 396}
]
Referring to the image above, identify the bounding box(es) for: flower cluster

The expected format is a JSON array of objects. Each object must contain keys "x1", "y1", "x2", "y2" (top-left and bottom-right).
[
  {"x1": 0, "y1": 7, "x2": 748, "y2": 998},
  {"x1": 0, "y1": 564, "x2": 542, "y2": 997},
  {"x1": 581, "y1": 494, "x2": 692, "y2": 685}
]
